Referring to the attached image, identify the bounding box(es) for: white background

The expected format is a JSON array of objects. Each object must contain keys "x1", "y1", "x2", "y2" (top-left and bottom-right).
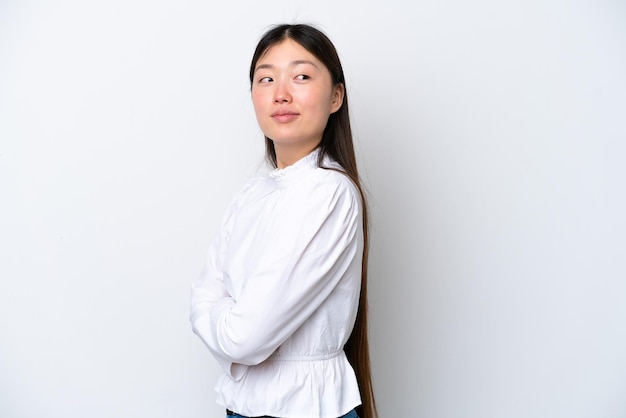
[{"x1": 1, "y1": 1, "x2": 625, "y2": 417}]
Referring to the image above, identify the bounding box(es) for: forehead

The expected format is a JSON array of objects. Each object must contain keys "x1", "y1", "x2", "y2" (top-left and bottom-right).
[{"x1": 256, "y1": 38, "x2": 322, "y2": 67}]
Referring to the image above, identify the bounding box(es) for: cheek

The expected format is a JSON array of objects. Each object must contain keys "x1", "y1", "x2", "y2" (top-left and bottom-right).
[
  {"x1": 251, "y1": 91, "x2": 266, "y2": 115},
  {"x1": 251, "y1": 89, "x2": 261, "y2": 106},
  {"x1": 299, "y1": 89, "x2": 333, "y2": 115}
]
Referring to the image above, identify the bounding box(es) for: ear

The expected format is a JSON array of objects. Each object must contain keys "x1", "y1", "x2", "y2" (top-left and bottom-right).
[{"x1": 330, "y1": 83, "x2": 345, "y2": 114}]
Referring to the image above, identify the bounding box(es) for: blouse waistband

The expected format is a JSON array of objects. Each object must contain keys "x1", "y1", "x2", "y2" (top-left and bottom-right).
[{"x1": 267, "y1": 349, "x2": 343, "y2": 362}]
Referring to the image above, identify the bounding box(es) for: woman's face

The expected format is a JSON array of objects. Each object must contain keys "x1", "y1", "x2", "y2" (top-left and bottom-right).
[{"x1": 251, "y1": 38, "x2": 344, "y2": 156}]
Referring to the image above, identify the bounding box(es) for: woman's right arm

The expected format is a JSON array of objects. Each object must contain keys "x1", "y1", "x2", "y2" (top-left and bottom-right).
[{"x1": 189, "y1": 187, "x2": 245, "y2": 377}]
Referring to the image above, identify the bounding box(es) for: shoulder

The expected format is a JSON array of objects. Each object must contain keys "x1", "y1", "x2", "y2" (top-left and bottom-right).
[
  {"x1": 302, "y1": 165, "x2": 361, "y2": 211},
  {"x1": 315, "y1": 166, "x2": 357, "y2": 192},
  {"x1": 220, "y1": 175, "x2": 268, "y2": 217},
  {"x1": 316, "y1": 157, "x2": 360, "y2": 195}
]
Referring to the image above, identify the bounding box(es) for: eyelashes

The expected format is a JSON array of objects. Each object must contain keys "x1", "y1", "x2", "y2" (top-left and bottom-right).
[{"x1": 257, "y1": 75, "x2": 311, "y2": 84}]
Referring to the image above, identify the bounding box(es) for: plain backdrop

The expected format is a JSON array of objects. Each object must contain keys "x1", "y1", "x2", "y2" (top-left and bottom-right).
[{"x1": 1, "y1": 0, "x2": 625, "y2": 417}]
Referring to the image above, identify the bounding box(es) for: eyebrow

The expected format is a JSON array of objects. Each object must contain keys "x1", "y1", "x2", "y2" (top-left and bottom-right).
[{"x1": 254, "y1": 60, "x2": 319, "y2": 73}]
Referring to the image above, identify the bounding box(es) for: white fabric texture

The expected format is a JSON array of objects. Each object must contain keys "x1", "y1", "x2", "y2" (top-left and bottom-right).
[{"x1": 190, "y1": 149, "x2": 363, "y2": 418}]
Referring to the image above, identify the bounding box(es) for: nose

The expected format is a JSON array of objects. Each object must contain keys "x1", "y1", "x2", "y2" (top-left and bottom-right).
[{"x1": 273, "y1": 80, "x2": 292, "y2": 104}]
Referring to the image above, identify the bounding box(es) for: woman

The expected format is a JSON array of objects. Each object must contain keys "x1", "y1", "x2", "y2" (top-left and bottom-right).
[{"x1": 190, "y1": 24, "x2": 377, "y2": 418}]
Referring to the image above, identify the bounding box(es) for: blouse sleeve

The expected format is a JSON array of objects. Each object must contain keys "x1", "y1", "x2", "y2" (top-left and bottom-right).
[
  {"x1": 190, "y1": 174, "x2": 362, "y2": 381},
  {"x1": 189, "y1": 186, "x2": 245, "y2": 376}
]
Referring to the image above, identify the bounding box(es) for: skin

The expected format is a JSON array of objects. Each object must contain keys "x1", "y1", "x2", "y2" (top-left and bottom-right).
[{"x1": 251, "y1": 38, "x2": 345, "y2": 169}]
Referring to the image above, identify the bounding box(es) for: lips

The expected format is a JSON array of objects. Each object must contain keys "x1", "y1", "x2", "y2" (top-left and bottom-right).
[{"x1": 271, "y1": 109, "x2": 299, "y2": 123}]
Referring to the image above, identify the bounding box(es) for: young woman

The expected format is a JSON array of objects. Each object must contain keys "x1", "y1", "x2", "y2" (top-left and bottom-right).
[{"x1": 190, "y1": 24, "x2": 377, "y2": 418}]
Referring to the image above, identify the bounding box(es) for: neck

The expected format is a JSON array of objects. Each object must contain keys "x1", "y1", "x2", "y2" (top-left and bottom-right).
[{"x1": 274, "y1": 143, "x2": 319, "y2": 169}]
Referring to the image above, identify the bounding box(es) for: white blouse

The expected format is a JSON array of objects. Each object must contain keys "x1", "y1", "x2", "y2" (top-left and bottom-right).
[{"x1": 190, "y1": 149, "x2": 363, "y2": 418}]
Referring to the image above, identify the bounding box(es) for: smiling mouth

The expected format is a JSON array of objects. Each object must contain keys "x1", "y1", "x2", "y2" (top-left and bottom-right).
[
  {"x1": 271, "y1": 110, "x2": 299, "y2": 123},
  {"x1": 271, "y1": 110, "x2": 299, "y2": 117}
]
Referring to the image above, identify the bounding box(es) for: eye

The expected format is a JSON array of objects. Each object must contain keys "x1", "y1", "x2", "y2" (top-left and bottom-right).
[
  {"x1": 258, "y1": 76, "x2": 273, "y2": 83},
  {"x1": 295, "y1": 74, "x2": 310, "y2": 81}
]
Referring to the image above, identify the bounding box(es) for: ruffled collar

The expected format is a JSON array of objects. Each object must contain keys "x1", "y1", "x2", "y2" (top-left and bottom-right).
[{"x1": 268, "y1": 149, "x2": 321, "y2": 188}]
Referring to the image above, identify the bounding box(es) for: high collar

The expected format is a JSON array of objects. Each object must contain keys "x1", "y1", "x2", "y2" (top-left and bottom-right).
[{"x1": 268, "y1": 149, "x2": 321, "y2": 189}]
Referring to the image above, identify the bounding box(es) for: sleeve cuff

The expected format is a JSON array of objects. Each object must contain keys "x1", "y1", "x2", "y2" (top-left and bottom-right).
[{"x1": 191, "y1": 299, "x2": 248, "y2": 381}]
